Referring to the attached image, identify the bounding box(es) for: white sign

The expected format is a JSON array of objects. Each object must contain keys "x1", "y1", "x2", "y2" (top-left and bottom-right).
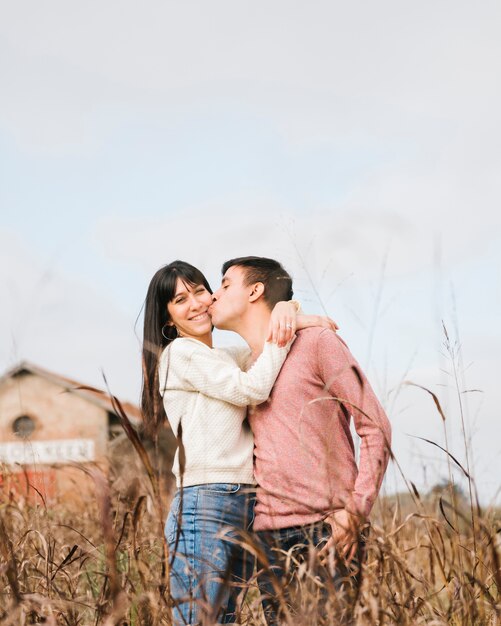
[{"x1": 0, "y1": 439, "x2": 96, "y2": 465}]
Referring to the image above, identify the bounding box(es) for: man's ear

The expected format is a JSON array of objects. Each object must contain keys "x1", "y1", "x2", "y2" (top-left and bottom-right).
[{"x1": 248, "y1": 282, "x2": 265, "y2": 303}]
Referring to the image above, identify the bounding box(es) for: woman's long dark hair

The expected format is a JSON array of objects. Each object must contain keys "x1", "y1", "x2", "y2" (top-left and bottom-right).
[{"x1": 141, "y1": 260, "x2": 212, "y2": 435}]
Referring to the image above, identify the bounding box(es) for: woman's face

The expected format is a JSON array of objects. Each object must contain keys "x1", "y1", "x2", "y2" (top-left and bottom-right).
[{"x1": 166, "y1": 278, "x2": 213, "y2": 343}]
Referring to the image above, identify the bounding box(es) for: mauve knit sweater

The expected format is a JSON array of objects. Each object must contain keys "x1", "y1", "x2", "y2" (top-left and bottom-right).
[{"x1": 249, "y1": 328, "x2": 392, "y2": 531}]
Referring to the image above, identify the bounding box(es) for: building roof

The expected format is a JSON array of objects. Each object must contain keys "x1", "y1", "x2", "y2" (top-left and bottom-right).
[{"x1": 0, "y1": 361, "x2": 142, "y2": 425}]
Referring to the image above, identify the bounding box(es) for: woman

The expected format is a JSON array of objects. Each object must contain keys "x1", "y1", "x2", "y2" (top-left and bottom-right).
[{"x1": 141, "y1": 260, "x2": 335, "y2": 624}]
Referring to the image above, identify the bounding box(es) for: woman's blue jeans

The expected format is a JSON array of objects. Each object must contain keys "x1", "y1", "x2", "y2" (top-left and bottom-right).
[{"x1": 165, "y1": 483, "x2": 255, "y2": 625}]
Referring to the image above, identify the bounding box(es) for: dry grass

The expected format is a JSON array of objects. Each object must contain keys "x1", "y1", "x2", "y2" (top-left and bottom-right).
[
  {"x1": 1, "y1": 365, "x2": 500, "y2": 625},
  {"x1": 1, "y1": 458, "x2": 499, "y2": 625}
]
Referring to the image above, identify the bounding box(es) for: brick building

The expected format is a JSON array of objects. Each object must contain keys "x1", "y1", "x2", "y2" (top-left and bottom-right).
[{"x1": 0, "y1": 362, "x2": 175, "y2": 505}]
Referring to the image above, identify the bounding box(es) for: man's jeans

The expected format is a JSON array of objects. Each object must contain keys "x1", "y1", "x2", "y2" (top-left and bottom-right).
[
  {"x1": 165, "y1": 483, "x2": 255, "y2": 625},
  {"x1": 256, "y1": 520, "x2": 366, "y2": 625}
]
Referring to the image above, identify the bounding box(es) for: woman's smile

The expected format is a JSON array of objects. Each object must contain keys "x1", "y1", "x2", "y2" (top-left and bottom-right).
[{"x1": 189, "y1": 312, "x2": 210, "y2": 322}]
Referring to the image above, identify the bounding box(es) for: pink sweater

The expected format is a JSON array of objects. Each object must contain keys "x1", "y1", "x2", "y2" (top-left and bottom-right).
[{"x1": 249, "y1": 328, "x2": 392, "y2": 531}]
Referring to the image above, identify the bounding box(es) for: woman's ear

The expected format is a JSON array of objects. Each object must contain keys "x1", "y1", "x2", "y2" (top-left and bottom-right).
[{"x1": 249, "y1": 282, "x2": 265, "y2": 303}]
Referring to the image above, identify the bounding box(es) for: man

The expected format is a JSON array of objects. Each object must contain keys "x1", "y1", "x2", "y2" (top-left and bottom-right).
[{"x1": 210, "y1": 256, "x2": 392, "y2": 623}]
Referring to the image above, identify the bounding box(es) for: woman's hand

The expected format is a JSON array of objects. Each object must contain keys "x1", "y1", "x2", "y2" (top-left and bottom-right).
[
  {"x1": 267, "y1": 301, "x2": 297, "y2": 347},
  {"x1": 297, "y1": 314, "x2": 339, "y2": 333}
]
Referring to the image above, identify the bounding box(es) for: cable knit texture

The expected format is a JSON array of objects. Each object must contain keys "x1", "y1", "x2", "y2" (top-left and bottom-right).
[
  {"x1": 249, "y1": 328, "x2": 392, "y2": 531},
  {"x1": 159, "y1": 338, "x2": 290, "y2": 488}
]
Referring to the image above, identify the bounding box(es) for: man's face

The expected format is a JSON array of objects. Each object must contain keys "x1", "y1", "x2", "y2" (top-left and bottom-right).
[{"x1": 210, "y1": 265, "x2": 251, "y2": 330}]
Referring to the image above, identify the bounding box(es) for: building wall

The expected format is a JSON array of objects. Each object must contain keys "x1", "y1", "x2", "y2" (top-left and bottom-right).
[{"x1": 0, "y1": 372, "x2": 109, "y2": 503}]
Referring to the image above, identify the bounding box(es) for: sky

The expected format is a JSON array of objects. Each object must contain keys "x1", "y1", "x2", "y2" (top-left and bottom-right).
[{"x1": 1, "y1": 1, "x2": 500, "y2": 504}]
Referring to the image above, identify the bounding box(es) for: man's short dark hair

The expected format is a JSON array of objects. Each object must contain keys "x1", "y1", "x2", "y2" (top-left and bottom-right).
[{"x1": 221, "y1": 256, "x2": 293, "y2": 309}]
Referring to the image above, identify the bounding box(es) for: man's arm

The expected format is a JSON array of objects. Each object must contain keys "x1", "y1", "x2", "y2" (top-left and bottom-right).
[{"x1": 316, "y1": 330, "x2": 392, "y2": 558}]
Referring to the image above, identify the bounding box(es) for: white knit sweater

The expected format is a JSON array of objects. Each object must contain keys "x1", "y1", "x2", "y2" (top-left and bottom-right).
[{"x1": 158, "y1": 337, "x2": 290, "y2": 488}]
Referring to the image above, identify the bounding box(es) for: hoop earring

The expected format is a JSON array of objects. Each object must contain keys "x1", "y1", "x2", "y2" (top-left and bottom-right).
[{"x1": 161, "y1": 324, "x2": 178, "y2": 340}]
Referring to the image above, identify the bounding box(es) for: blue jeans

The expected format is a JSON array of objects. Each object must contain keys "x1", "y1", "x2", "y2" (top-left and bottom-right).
[
  {"x1": 165, "y1": 483, "x2": 255, "y2": 625},
  {"x1": 256, "y1": 521, "x2": 366, "y2": 625}
]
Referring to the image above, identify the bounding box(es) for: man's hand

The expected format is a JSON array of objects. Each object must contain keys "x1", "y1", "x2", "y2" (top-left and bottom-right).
[{"x1": 318, "y1": 509, "x2": 360, "y2": 564}]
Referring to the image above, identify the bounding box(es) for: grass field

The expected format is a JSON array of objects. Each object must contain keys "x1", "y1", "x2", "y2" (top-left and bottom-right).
[
  {"x1": 1, "y1": 371, "x2": 500, "y2": 625},
  {"x1": 1, "y1": 454, "x2": 499, "y2": 625}
]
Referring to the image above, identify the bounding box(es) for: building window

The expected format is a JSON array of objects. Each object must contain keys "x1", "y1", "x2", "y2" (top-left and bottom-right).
[
  {"x1": 12, "y1": 415, "x2": 35, "y2": 439},
  {"x1": 107, "y1": 412, "x2": 124, "y2": 440}
]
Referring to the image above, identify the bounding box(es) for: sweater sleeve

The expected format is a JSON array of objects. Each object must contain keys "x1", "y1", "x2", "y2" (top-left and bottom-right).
[
  {"x1": 218, "y1": 345, "x2": 252, "y2": 370},
  {"x1": 317, "y1": 330, "x2": 392, "y2": 518},
  {"x1": 160, "y1": 339, "x2": 291, "y2": 407}
]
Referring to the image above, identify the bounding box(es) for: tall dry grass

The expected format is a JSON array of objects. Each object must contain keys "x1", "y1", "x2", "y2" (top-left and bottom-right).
[
  {"x1": 1, "y1": 355, "x2": 500, "y2": 625},
  {"x1": 0, "y1": 462, "x2": 499, "y2": 625}
]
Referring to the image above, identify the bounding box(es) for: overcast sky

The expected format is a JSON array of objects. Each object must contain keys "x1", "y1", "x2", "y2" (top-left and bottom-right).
[{"x1": 1, "y1": 1, "x2": 500, "y2": 504}]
